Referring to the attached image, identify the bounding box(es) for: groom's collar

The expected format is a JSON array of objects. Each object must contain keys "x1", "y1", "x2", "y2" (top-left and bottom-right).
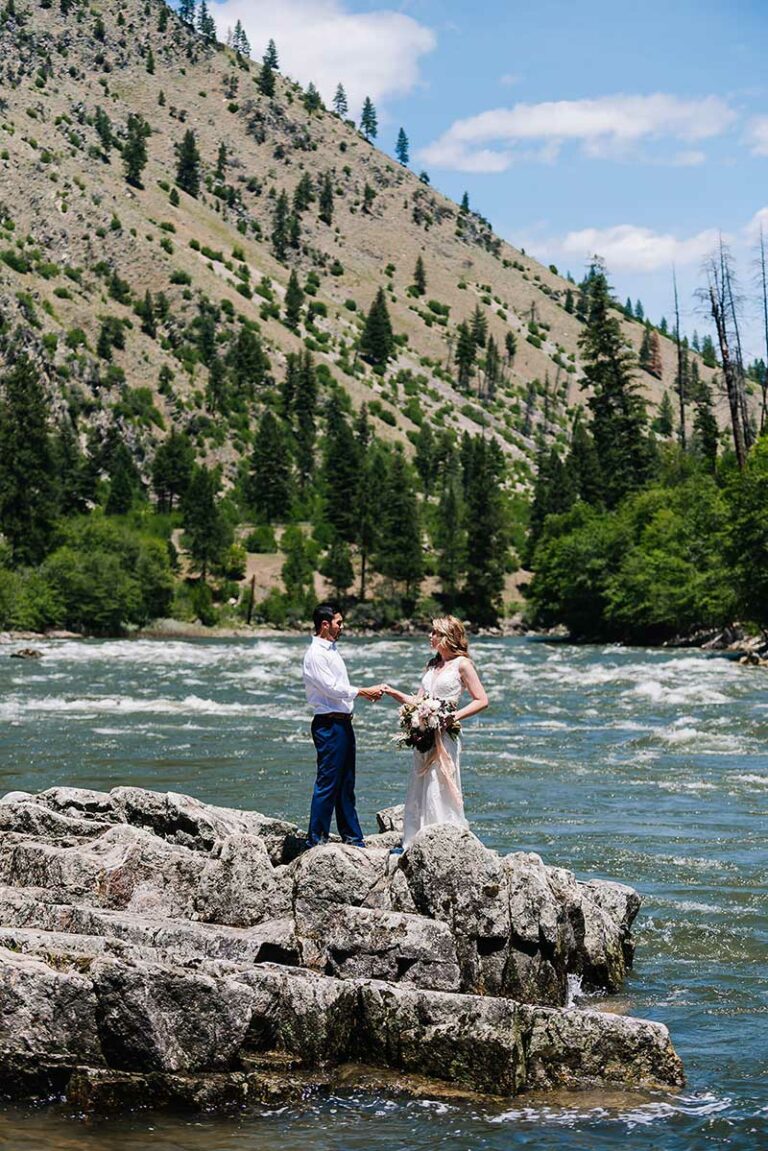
[{"x1": 313, "y1": 636, "x2": 337, "y2": 650}]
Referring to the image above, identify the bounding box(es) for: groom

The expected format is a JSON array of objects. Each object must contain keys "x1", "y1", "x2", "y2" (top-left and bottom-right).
[{"x1": 302, "y1": 603, "x2": 383, "y2": 848}]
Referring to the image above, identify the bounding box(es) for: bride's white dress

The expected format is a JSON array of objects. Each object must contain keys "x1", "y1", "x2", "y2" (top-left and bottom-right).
[{"x1": 402, "y1": 658, "x2": 468, "y2": 849}]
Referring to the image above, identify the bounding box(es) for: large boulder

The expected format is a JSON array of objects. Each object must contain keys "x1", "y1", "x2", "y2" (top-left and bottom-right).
[
  {"x1": 391, "y1": 826, "x2": 511, "y2": 995},
  {"x1": 297, "y1": 904, "x2": 461, "y2": 991},
  {"x1": 92, "y1": 957, "x2": 254, "y2": 1073},
  {"x1": 0, "y1": 946, "x2": 103, "y2": 1080}
]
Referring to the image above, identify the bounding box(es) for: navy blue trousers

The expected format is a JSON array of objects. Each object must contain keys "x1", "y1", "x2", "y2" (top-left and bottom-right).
[{"x1": 307, "y1": 715, "x2": 364, "y2": 846}]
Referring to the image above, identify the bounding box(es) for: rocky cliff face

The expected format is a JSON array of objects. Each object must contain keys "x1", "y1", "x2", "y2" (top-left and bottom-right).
[{"x1": 0, "y1": 785, "x2": 683, "y2": 1111}]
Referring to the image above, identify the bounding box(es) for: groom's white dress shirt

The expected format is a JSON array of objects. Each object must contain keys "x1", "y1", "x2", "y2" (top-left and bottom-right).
[{"x1": 303, "y1": 636, "x2": 359, "y2": 715}]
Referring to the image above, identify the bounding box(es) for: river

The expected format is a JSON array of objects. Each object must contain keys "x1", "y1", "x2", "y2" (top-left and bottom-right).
[{"x1": 0, "y1": 636, "x2": 765, "y2": 1149}]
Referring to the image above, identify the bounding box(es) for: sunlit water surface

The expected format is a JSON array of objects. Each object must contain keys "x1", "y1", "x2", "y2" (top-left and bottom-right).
[{"x1": 0, "y1": 636, "x2": 765, "y2": 1149}]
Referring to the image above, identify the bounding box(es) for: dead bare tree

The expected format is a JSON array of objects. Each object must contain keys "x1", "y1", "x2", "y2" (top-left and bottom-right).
[
  {"x1": 758, "y1": 224, "x2": 768, "y2": 434},
  {"x1": 700, "y1": 238, "x2": 750, "y2": 469},
  {"x1": 672, "y1": 268, "x2": 686, "y2": 449}
]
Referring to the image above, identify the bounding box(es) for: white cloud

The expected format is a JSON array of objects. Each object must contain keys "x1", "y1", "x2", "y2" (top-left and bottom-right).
[
  {"x1": 744, "y1": 206, "x2": 768, "y2": 241},
  {"x1": 420, "y1": 93, "x2": 736, "y2": 172},
  {"x1": 746, "y1": 116, "x2": 768, "y2": 156},
  {"x1": 210, "y1": 0, "x2": 435, "y2": 110},
  {"x1": 554, "y1": 224, "x2": 721, "y2": 273},
  {"x1": 499, "y1": 72, "x2": 522, "y2": 87}
]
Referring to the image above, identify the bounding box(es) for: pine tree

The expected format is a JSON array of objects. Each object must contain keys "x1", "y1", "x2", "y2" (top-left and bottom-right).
[
  {"x1": 527, "y1": 444, "x2": 576, "y2": 564},
  {"x1": 284, "y1": 268, "x2": 304, "y2": 331},
  {"x1": 462, "y1": 436, "x2": 508, "y2": 625},
  {"x1": 634, "y1": 299, "x2": 645, "y2": 322},
  {"x1": 138, "y1": 289, "x2": 156, "y2": 338},
  {"x1": 434, "y1": 456, "x2": 467, "y2": 611},
  {"x1": 471, "y1": 304, "x2": 488, "y2": 349},
  {"x1": 175, "y1": 129, "x2": 201, "y2": 197},
  {"x1": 360, "y1": 288, "x2": 395, "y2": 366},
  {"x1": 258, "y1": 60, "x2": 275, "y2": 97},
  {"x1": 264, "y1": 38, "x2": 279, "y2": 68},
  {"x1": 152, "y1": 429, "x2": 195, "y2": 513},
  {"x1": 215, "y1": 141, "x2": 227, "y2": 181},
  {"x1": 320, "y1": 539, "x2": 354, "y2": 600},
  {"x1": 360, "y1": 96, "x2": 377, "y2": 141},
  {"x1": 195, "y1": 0, "x2": 216, "y2": 42},
  {"x1": 701, "y1": 334, "x2": 718, "y2": 368},
  {"x1": 648, "y1": 330, "x2": 663, "y2": 379},
  {"x1": 249, "y1": 410, "x2": 293, "y2": 522},
  {"x1": 579, "y1": 260, "x2": 653, "y2": 508},
  {"x1": 332, "y1": 83, "x2": 348, "y2": 118},
  {"x1": 564, "y1": 288, "x2": 574, "y2": 314},
  {"x1": 122, "y1": 113, "x2": 150, "y2": 188},
  {"x1": 0, "y1": 353, "x2": 56, "y2": 564},
  {"x1": 624, "y1": 297, "x2": 634, "y2": 320},
  {"x1": 183, "y1": 466, "x2": 232, "y2": 580},
  {"x1": 178, "y1": 0, "x2": 195, "y2": 24},
  {"x1": 639, "y1": 322, "x2": 652, "y2": 371},
  {"x1": 293, "y1": 351, "x2": 318, "y2": 493},
  {"x1": 104, "y1": 442, "x2": 141, "y2": 515},
  {"x1": 375, "y1": 448, "x2": 423, "y2": 603},
  {"x1": 483, "y1": 335, "x2": 500, "y2": 400},
  {"x1": 362, "y1": 183, "x2": 376, "y2": 214},
  {"x1": 455, "y1": 321, "x2": 475, "y2": 390},
  {"x1": 692, "y1": 380, "x2": 719, "y2": 472},
  {"x1": 505, "y1": 330, "x2": 517, "y2": 365},
  {"x1": 322, "y1": 395, "x2": 361, "y2": 542},
  {"x1": 566, "y1": 414, "x2": 603, "y2": 506},
  {"x1": 318, "y1": 171, "x2": 334, "y2": 226},
  {"x1": 145, "y1": 46, "x2": 155, "y2": 74},
  {"x1": 413, "y1": 255, "x2": 426, "y2": 296},
  {"x1": 395, "y1": 127, "x2": 409, "y2": 165},
  {"x1": 158, "y1": 4, "x2": 168, "y2": 31},
  {"x1": 654, "y1": 390, "x2": 674, "y2": 437},
  {"x1": 227, "y1": 324, "x2": 268, "y2": 397},
  {"x1": 356, "y1": 427, "x2": 387, "y2": 600},
  {"x1": 414, "y1": 421, "x2": 437, "y2": 495},
  {"x1": 293, "y1": 172, "x2": 314, "y2": 213},
  {"x1": 659, "y1": 316, "x2": 668, "y2": 335},
  {"x1": 281, "y1": 525, "x2": 314, "y2": 609},
  {"x1": 271, "y1": 190, "x2": 290, "y2": 260},
  {"x1": 94, "y1": 106, "x2": 112, "y2": 153},
  {"x1": 232, "y1": 19, "x2": 250, "y2": 58},
  {"x1": 460, "y1": 191, "x2": 470, "y2": 214},
  {"x1": 303, "y1": 82, "x2": 322, "y2": 113}
]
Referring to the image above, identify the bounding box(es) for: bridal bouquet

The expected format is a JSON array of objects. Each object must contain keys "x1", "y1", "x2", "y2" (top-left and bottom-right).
[{"x1": 395, "y1": 695, "x2": 461, "y2": 754}]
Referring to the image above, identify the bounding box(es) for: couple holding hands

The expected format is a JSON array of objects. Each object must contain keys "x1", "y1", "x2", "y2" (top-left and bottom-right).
[{"x1": 302, "y1": 603, "x2": 488, "y2": 851}]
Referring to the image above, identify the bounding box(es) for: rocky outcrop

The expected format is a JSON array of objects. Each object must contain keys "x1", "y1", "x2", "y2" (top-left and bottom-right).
[{"x1": 0, "y1": 786, "x2": 684, "y2": 1111}]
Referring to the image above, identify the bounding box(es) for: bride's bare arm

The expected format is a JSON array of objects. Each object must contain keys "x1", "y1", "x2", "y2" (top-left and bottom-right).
[
  {"x1": 455, "y1": 659, "x2": 488, "y2": 722},
  {"x1": 381, "y1": 685, "x2": 422, "y2": 705}
]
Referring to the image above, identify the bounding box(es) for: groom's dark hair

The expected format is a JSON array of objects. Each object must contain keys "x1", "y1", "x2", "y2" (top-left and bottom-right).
[{"x1": 313, "y1": 603, "x2": 339, "y2": 633}]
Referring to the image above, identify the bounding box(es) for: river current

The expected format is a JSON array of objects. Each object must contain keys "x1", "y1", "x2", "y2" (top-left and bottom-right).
[{"x1": 0, "y1": 635, "x2": 765, "y2": 1149}]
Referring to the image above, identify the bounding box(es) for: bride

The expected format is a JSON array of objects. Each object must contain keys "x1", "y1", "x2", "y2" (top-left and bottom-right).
[{"x1": 383, "y1": 616, "x2": 488, "y2": 849}]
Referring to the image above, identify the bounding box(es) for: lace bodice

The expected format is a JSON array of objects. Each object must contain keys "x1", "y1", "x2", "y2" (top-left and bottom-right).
[{"x1": 421, "y1": 658, "x2": 463, "y2": 705}]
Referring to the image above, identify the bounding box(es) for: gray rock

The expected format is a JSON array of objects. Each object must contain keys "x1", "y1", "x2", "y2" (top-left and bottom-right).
[
  {"x1": 92, "y1": 956, "x2": 254, "y2": 1072},
  {"x1": 0, "y1": 945, "x2": 103, "y2": 1072},
  {"x1": 0, "y1": 784, "x2": 684, "y2": 1107},
  {"x1": 393, "y1": 825, "x2": 511, "y2": 995},
  {"x1": 298, "y1": 904, "x2": 461, "y2": 991},
  {"x1": 520, "y1": 1004, "x2": 685, "y2": 1089},
  {"x1": 288, "y1": 843, "x2": 389, "y2": 923},
  {"x1": 375, "y1": 805, "x2": 404, "y2": 833}
]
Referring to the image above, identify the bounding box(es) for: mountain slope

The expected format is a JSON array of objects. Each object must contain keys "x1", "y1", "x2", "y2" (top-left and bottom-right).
[{"x1": 0, "y1": 0, "x2": 724, "y2": 497}]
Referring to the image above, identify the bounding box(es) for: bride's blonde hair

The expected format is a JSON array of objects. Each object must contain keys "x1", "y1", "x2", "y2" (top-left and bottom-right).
[{"x1": 431, "y1": 616, "x2": 469, "y2": 659}]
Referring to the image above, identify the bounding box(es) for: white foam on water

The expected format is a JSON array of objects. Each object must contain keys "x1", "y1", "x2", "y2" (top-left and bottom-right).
[
  {"x1": 732, "y1": 772, "x2": 768, "y2": 786},
  {"x1": 37, "y1": 638, "x2": 299, "y2": 669},
  {"x1": 630, "y1": 679, "x2": 730, "y2": 705},
  {"x1": 656, "y1": 780, "x2": 717, "y2": 792},
  {"x1": 0, "y1": 694, "x2": 304, "y2": 719}
]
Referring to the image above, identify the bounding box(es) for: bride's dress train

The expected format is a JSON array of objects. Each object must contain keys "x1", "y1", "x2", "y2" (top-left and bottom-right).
[{"x1": 402, "y1": 659, "x2": 467, "y2": 849}]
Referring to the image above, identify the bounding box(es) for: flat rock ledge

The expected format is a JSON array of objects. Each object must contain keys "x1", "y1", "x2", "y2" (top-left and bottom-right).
[{"x1": 0, "y1": 786, "x2": 684, "y2": 1113}]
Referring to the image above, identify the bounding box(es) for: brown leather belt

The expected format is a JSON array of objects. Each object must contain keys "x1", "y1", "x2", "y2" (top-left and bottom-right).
[{"x1": 313, "y1": 711, "x2": 353, "y2": 722}]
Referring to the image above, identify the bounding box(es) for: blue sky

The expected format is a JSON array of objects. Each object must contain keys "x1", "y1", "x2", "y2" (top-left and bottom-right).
[{"x1": 210, "y1": 0, "x2": 768, "y2": 357}]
